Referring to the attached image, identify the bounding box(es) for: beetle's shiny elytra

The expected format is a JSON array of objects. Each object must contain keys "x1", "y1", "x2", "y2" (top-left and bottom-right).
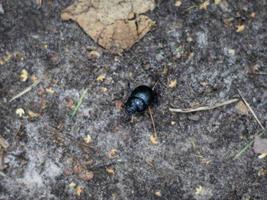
[{"x1": 125, "y1": 85, "x2": 155, "y2": 115}]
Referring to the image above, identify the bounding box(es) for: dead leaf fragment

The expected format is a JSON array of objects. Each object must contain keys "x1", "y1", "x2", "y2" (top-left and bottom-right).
[
  {"x1": 100, "y1": 87, "x2": 108, "y2": 93},
  {"x1": 16, "y1": 108, "x2": 25, "y2": 117},
  {"x1": 28, "y1": 110, "x2": 40, "y2": 118},
  {"x1": 150, "y1": 134, "x2": 158, "y2": 145},
  {"x1": 258, "y1": 153, "x2": 267, "y2": 159},
  {"x1": 168, "y1": 79, "x2": 177, "y2": 88},
  {"x1": 69, "y1": 182, "x2": 76, "y2": 189},
  {"x1": 253, "y1": 136, "x2": 267, "y2": 154},
  {"x1": 106, "y1": 166, "x2": 115, "y2": 175},
  {"x1": 199, "y1": 1, "x2": 209, "y2": 10},
  {"x1": 235, "y1": 101, "x2": 249, "y2": 115},
  {"x1": 96, "y1": 74, "x2": 106, "y2": 82},
  {"x1": 87, "y1": 50, "x2": 101, "y2": 59},
  {"x1": 30, "y1": 75, "x2": 38, "y2": 83},
  {"x1": 175, "y1": 0, "x2": 182, "y2": 7},
  {"x1": 75, "y1": 186, "x2": 84, "y2": 196},
  {"x1": 83, "y1": 135, "x2": 92, "y2": 144},
  {"x1": 258, "y1": 168, "x2": 267, "y2": 176},
  {"x1": 250, "y1": 12, "x2": 256, "y2": 18},
  {"x1": 46, "y1": 87, "x2": 55, "y2": 94},
  {"x1": 61, "y1": 0, "x2": 155, "y2": 53},
  {"x1": 20, "y1": 69, "x2": 29, "y2": 82},
  {"x1": 155, "y1": 190, "x2": 162, "y2": 197},
  {"x1": 236, "y1": 24, "x2": 245, "y2": 32},
  {"x1": 108, "y1": 149, "x2": 118, "y2": 158}
]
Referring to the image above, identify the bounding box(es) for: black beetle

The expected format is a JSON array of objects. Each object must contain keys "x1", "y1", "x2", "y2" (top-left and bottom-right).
[{"x1": 125, "y1": 85, "x2": 156, "y2": 115}]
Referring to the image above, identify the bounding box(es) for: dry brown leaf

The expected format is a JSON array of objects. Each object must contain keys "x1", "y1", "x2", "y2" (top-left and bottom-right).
[
  {"x1": 199, "y1": 1, "x2": 209, "y2": 10},
  {"x1": 250, "y1": 12, "x2": 256, "y2": 18},
  {"x1": 30, "y1": 75, "x2": 38, "y2": 83},
  {"x1": 258, "y1": 168, "x2": 267, "y2": 176},
  {"x1": 108, "y1": 149, "x2": 118, "y2": 158},
  {"x1": 106, "y1": 166, "x2": 115, "y2": 175},
  {"x1": 16, "y1": 108, "x2": 25, "y2": 117},
  {"x1": 254, "y1": 136, "x2": 267, "y2": 154},
  {"x1": 61, "y1": 0, "x2": 155, "y2": 54},
  {"x1": 68, "y1": 182, "x2": 76, "y2": 189},
  {"x1": 175, "y1": 0, "x2": 182, "y2": 7},
  {"x1": 96, "y1": 74, "x2": 106, "y2": 82},
  {"x1": 155, "y1": 191, "x2": 162, "y2": 197},
  {"x1": 46, "y1": 87, "x2": 55, "y2": 94},
  {"x1": 87, "y1": 50, "x2": 101, "y2": 59},
  {"x1": 150, "y1": 134, "x2": 158, "y2": 145},
  {"x1": 258, "y1": 153, "x2": 267, "y2": 159},
  {"x1": 235, "y1": 101, "x2": 249, "y2": 115},
  {"x1": 83, "y1": 135, "x2": 92, "y2": 144},
  {"x1": 236, "y1": 24, "x2": 245, "y2": 32},
  {"x1": 75, "y1": 186, "x2": 84, "y2": 196},
  {"x1": 28, "y1": 110, "x2": 40, "y2": 118},
  {"x1": 100, "y1": 87, "x2": 108, "y2": 93},
  {"x1": 168, "y1": 79, "x2": 177, "y2": 88},
  {"x1": 20, "y1": 69, "x2": 29, "y2": 82}
]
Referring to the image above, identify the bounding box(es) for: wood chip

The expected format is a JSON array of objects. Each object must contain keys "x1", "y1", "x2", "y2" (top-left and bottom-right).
[{"x1": 236, "y1": 24, "x2": 245, "y2": 32}]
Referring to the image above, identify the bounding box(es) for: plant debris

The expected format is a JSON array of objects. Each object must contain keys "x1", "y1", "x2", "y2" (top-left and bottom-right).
[
  {"x1": 169, "y1": 98, "x2": 239, "y2": 113},
  {"x1": 61, "y1": 0, "x2": 155, "y2": 54}
]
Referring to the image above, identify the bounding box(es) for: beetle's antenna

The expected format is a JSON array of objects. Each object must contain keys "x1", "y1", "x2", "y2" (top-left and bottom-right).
[{"x1": 148, "y1": 106, "x2": 157, "y2": 139}]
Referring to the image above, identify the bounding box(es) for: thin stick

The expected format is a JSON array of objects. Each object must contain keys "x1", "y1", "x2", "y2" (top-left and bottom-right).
[
  {"x1": 237, "y1": 89, "x2": 264, "y2": 130},
  {"x1": 9, "y1": 80, "x2": 41, "y2": 102},
  {"x1": 70, "y1": 88, "x2": 88, "y2": 118},
  {"x1": 233, "y1": 128, "x2": 267, "y2": 160},
  {"x1": 148, "y1": 106, "x2": 157, "y2": 138},
  {"x1": 169, "y1": 98, "x2": 239, "y2": 113},
  {"x1": 152, "y1": 80, "x2": 159, "y2": 90}
]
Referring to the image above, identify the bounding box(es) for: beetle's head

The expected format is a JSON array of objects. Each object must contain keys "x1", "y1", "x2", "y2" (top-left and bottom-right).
[{"x1": 125, "y1": 98, "x2": 145, "y2": 115}]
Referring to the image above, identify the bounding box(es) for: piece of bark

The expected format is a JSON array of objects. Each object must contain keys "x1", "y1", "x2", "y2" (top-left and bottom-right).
[{"x1": 61, "y1": 0, "x2": 155, "y2": 54}]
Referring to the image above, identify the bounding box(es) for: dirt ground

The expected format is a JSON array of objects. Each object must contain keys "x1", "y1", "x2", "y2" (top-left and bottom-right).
[{"x1": 0, "y1": 0, "x2": 267, "y2": 199}]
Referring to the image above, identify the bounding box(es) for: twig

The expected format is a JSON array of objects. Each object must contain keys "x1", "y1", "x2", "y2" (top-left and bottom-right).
[
  {"x1": 237, "y1": 89, "x2": 264, "y2": 129},
  {"x1": 169, "y1": 98, "x2": 239, "y2": 113},
  {"x1": 152, "y1": 80, "x2": 159, "y2": 90},
  {"x1": 70, "y1": 88, "x2": 88, "y2": 118},
  {"x1": 233, "y1": 128, "x2": 267, "y2": 160},
  {"x1": 148, "y1": 106, "x2": 157, "y2": 138},
  {"x1": 9, "y1": 80, "x2": 41, "y2": 102}
]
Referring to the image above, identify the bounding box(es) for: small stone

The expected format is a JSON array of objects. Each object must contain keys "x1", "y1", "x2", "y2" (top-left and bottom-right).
[
  {"x1": 188, "y1": 114, "x2": 200, "y2": 121},
  {"x1": 0, "y1": 4, "x2": 4, "y2": 14}
]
